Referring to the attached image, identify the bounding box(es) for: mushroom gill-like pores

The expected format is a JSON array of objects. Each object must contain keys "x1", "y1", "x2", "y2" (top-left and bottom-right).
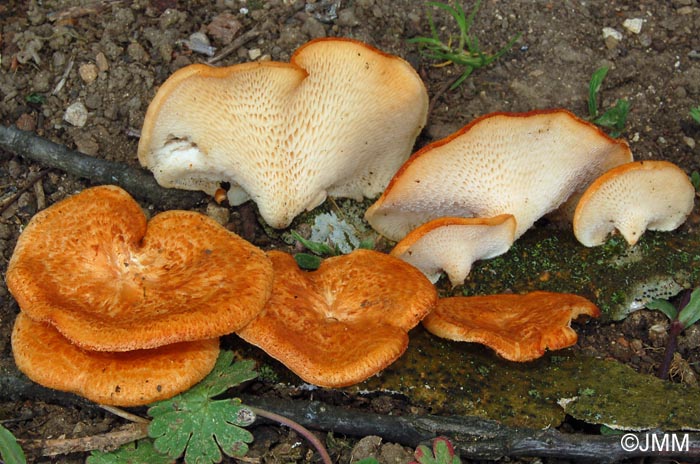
[
  {"x1": 6, "y1": 185, "x2": 273, "y2": 351},
  {"x1": 364, "y1": 109, "x2": 633, "y2": 242},
  {"x1": 390, "y1": 215, "x2": 517, "y2": 287},
  {"x1": 422, "y1": 292, "x2": 600, "y2": 362},
  {"x1": 138, "y1": 38, "x2": 429, "y2": 229},
  {"x1": 237, "y1": 250, "x2": 437, "y2": 387},
  {"x1": 573, "y1": 160, "x2": 696, "y2": 247},
  {"x1": 12, "y1": 313, "x2": 219, "y2": 407}
]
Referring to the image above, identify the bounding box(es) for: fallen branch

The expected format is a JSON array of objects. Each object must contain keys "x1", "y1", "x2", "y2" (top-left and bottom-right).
[{"x1": 0, "y1": 124, "x2": 206, "y2": 210}]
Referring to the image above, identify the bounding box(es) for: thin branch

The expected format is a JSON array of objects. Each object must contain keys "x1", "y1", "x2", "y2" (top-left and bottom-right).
[
  {"x1": 207, "y1": 28, "x2": 261, "y2": 64},
  {"x1": 0, "y1": 170, "x2": 49, "y2": 215}
]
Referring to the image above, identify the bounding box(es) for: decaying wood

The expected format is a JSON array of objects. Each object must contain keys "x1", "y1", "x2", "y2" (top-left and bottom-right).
[{"x1": 0, "y1": 124, "x2": 206, "y2": 210}]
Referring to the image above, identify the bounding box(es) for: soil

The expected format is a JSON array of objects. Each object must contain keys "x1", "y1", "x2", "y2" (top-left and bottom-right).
[{"x1": 1, "y1": 0, "x2": 700, "y2": 463}]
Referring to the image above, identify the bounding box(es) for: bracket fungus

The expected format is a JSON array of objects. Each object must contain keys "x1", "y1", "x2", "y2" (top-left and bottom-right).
[
  {"x1": 422, "y1": 292, "x2": 601, "y2": 362},
  {"x1": 237, "y1": 249, "x2": 437, "y2": 387},
  {"x1": 138, "y1": 38, "x2": 429, "y2": 229},
  {"x1": 365, "y1": 109, "x2": 632, "y2": 242},
  {"x1": 573, "y1": 160, "x2": 696, "y2": 247},
  {"x1": 6, "y1": 185, "x2": 273, "y2": 351},
  {"x1": 390, "y1": 214, "x2": 516, "y2": 287},
  {"x1": 12, "y1": 313, "x2": 219, "y2": 406}
]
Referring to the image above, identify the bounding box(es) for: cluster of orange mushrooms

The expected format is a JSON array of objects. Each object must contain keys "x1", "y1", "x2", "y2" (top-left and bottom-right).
[{"x1": 7, "y1": 38, "x2": 696, "y2": 407}]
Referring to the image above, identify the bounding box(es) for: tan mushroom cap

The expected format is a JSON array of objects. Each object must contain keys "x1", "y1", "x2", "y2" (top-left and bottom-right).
[
  {"x1": 138, "y1": 38, "x2": 429, "y2": 229},
  {"x1": 12, "y1": 312, "x2": 219, "y2": 406},
  {"x1": 6, "y1": 185, "x2": 273, "y2": 351},
  {"x1": 573, "y1": 160, "x2": 696, "y2": 247},
  {"x1": 237, "y1": 249, "x2": 437, "y2": 387},
  {"x1": 423, "y1": 292, "x2": 600, "y2": 361},
  {"x1": 390, "y1": 215, "x2": 516, "y2": 287},
  {"x1": 365, "y1": 109, "x2": 633, "y2": 242}
]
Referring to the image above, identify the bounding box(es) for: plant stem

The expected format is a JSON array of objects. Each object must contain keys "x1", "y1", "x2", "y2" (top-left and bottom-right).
[
  {"x1": 657, "y1": 320, "x2": 684, "y2": 380},
  {"x1": 248, "y1": 406, "x2": 332, "y2": 464}
]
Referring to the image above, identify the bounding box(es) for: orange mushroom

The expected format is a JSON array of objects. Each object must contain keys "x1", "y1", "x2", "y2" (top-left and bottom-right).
[
  {"x1": 138, "y1": 38, "x2": 428, "y2": 229},
  {"x1": 573, "y1": 160, "x2": 696, "y2": 247},
  {"x1": 237, "y1": 249, "x2": 437, "y2": 387},
  {"x1": 6, "y1": 185, "x2": 273, "y2": 351},
  {"x1": 12, "y1": 312, "x2": 219, "y2": 406},
  {"x1": 422, "y1": 292, "x2": 600, "y2": 361},
  {"x1": 390, "y1": 215, "x2": 516, "y2": 287},
  {"x1": 365, "y1": 109, "x2": 632, "y2": 242}
]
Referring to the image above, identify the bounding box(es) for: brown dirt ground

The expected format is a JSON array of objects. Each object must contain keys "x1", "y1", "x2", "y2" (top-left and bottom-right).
[{"x1": 1, "y1": 0, "x2": 700, "y2": 463}]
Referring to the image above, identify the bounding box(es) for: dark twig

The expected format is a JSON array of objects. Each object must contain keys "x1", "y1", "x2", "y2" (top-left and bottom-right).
[
  {"x1": 0, "y1": 125, "x2": 206, "y2": 210},
  {"x1": 0, "y1": 169, "x2": 49, "y2": 215},
  {"x1": 207, "y1": 28, "x2": 262, "y2": 65},
  {"x1": 427, "y1": 74, "x2": 462, "y2": 122}
]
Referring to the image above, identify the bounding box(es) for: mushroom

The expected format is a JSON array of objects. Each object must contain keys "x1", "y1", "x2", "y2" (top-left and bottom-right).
[
  {"x1": 6, "y1": 185, "x2": 273, "y2": 351},
  {"x1": 422, "y1": 292, "x2": 600, "y2": 361},
  {"x1": 12, "y1": 312, "x2": 219, "y2": 406},
  {"x1": 236, "y1": 249, "x2": 437, "y2": 387},
  {"x1": 573, "y1": 160, "x2": 696, "y2": 247},
  {"x1": 390, "y1": 214, "x2": 517, "y2": 287},
  {"x1": 364, "y1": 109, "x2": 633, "y2": 242},
  {"x1": 138, "y1": 38, "x2": 429, "y2": 229}
]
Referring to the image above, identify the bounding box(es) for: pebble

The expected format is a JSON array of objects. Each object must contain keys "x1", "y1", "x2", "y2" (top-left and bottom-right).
[
  {"x1": 684, "y1": 136, "x2": 696, "y2": 149},
  {"x1": 206, "y1": 12, "x2": 242, "y2": 44},
  {"x1": 79, "y1": 63, "x2": 99, "y2": 84},
  {"x1": 623, "y1": 18, "x2": 644, "y2": 34},
  {"x1": 336, "y1": 8, "x2": 360, "y2": 27},
  {"x1": 127, "y1": 41, "x2": 150, "y2": 63},
  {"x1": 206, "y1": 202, "x2": 230, "y2": 226},
  {"x1": 15, "y1": 113, "x2": 36, "y2": 131},
  {"x1": 64, "y1": 101, "x2": 88, "y2": 127},
  {"x1": 248, "y1": 48, "x2": 262, "y2": 60},
  {"x1": 95, "y1": 52, "x2": 109, "y2": 72},
  {"x1": 602, "y1": 27, "x2": 622, "y2": 49},
  {"x1": 302, "y1": 16, "x2": 327, "y2": 38}
]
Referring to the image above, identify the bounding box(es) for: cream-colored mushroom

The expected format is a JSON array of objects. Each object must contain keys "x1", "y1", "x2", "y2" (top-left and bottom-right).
[
  {"x1": 365, "y1": 109, "x2": 632, "y2": 241},
  {"x1": 390, "y1": 215, "x2": 516, "y2": 287},
  {"x1": 138, "y1": 38, "x2": 428, "y2": 229},
  {"x1": 573, "y1": 160, "x2": 696, "y2": 247}
]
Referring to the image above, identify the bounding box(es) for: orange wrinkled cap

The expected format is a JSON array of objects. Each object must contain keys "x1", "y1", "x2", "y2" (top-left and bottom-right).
[
  {"x1": 12, "y1": 312, "x2": 219, "y2": 406},
  {"x1": 422, "y1": 291, "x2": 600, "y2": 361},
  {"x1": 237, "y1": 249, "x2": 437, "y2": 387},
  {"x1": 6, "y1": 185, "x2": 273, "y2": 351}
]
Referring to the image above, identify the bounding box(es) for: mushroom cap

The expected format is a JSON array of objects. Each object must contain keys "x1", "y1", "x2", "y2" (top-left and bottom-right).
[
  {"x1": 12, "y1": 312, "x2": 219, "y2": 406},
  {"x1": 422, "y1": 292, "x2": 600, "y2": 361},
  {"x1": 138, "y1": 38, "x2": 428, "y2": 229},
  {"x1": 390, "y1": 214, "x2": 516, "y2": 287},
  {"x1": 237, "y1": 249, "x2": 437, "y2": 387},
  {"x1": 365, "y1": 109, "x2": 633, "y2": 241},
  {"x1": 6, "y1": 185, "x2": 273, "y2": 351},
  {"x1": 573, "y1": 160, "x2": 696, "y2": 247}
]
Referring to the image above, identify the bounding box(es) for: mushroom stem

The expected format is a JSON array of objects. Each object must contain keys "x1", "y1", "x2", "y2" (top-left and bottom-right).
[{"x1": 249, "y1": 406, "x2": 333, "y2": 464}]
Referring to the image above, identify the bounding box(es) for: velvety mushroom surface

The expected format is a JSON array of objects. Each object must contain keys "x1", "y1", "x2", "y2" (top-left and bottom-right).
[
  {"x1": 365, "y1": 109, "x2": 632, "y2": 242},
  {"x1": 237, "y1": 249, "x2": 437, "y2": 387},
  {"x1": 423, "y1": 292, "x2": 600, "y2": 361},
  {"x1": 390, "y1": 215, "x2": 516, "y2": 287},
  {"x1": 138, "y1": 38, "x2": 428, "y2": 229},
  {"x1": 573, "y1": 160, "x2": 696, "y2": 247},
  {"x1": 12, "y1": 313, "x2": 219, "y2": 406},
  {"x1": 6, "y1": 185, "x2": 273, "y2": 351}
]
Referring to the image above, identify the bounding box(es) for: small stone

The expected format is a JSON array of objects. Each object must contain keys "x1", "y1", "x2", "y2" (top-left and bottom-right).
[
  {"x1": 127, "y1": 41, "x2": 150, "y2": 63},
  {"x1": 73, "y1": 132, "x2": 99, "y2": 156},
  {"x1": 15, "y1": 113, "x2": 36, "y2": 132},
  {"x1": 79, "y1": 63, "x2": 99, "y2": 84},
  {"x1": 684, "y1": 136, "x2": 696, "y2": 149},
  {"x1": 64, "y1": 102, "x2": 88, "y2": 127},
  {"x1": 95, "y1": 52, "x2": 109, "y2": 72},
  {"x1": 248, "y1": 48, "x2": 262, "y2": 60},
  {"x1": 206, "y1": 202, "x2": 230, "y2": 226},
  {"x1": 350, "y1": 436, "x2": 382, "y2": 461},
  {"x1": 302, "y1": 16, "x2": 327, "y2": 39},
  {"x1": 603, "y1": 27, "x2": 623, "y2": 40},
  {"x1": 206, "y1": 12, "x2": 242, "y2": 44},
  {"x1": 336, "y1": 8, "x2": 360, "y2": 27},
  {"x1": 623, "y1": 18, "x2": 644, "y2": 34}
]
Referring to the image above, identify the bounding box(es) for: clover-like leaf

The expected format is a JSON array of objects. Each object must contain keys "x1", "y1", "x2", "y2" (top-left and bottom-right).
[
  {"x1": 147, "y1": 351, "x2": 258, "y2": 464},
  {"x1": 0, "y1": 424, "x2": 26, "y2": 464},
  {"x1": 87, "y1": 439, "x2": 174, "y2": 464}
]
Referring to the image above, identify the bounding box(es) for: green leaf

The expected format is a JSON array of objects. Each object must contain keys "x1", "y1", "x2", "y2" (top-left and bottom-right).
[
  {"x1": 147, "y1": 352, "x2": 257, "y2": 464},
  {"x1": 691, "y1": 171, "x2": 700, "y2": 191},
  {"x1": 0, "y1": 424, "x2": 26, "y2": 464},
  {"x1": 294, "y1": 252, "x2": 323, "y2": 270},
  {"x1": 646, "y1": 298, "x2": 678, "y2": 321},
  {"x1": 588, "y1": 66, "x2": 609, "y2": 119},
  {"x1": 290, "y1": 231, "x2": 336, "y2": 256},
  {"x1": 87, "y1": 439, "x2": 174, "y2": 464},
  {"x1": 678, "y1": 287, "x2": 700, "y2": 329},
  {"x1": 690, "y1": 106, "x2": 700, "y2": 124},
  {"x1": 593, "y1": 99, "x2": 629, "y2": 137},
  {"x1": 355, "y1": 459, "x2": 380, "y2": 464}
]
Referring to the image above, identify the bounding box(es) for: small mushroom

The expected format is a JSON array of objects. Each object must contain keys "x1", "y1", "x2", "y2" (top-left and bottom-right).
[
  {"x1": 6, "y1": 185, "x2": 273, "y2": 351},
  {"x1": 390, "y1": 215, "x2": 516, "y2": 287},
  {"x1": 365, "y1": 109, "x2": 632, "y2": 241},
  {"x1": 138, "y1": 38, "x2": 428, "y2": 229},
  {"x1": 237, "y1": 249, "x2": 437, "y2": 387},
  {"x1": 573, "y1": 160, "x2": 696, "y2": 247},
  {"x1": 12, "y1": 312, "x2": 219, "y2": 406},
  {"x1": 422, "y1": 292, "x2": 600, "y2": 361}
]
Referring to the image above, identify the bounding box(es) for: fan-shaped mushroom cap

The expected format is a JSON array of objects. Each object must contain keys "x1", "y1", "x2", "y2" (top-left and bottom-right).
[
  {"x1": 237, "y1": 249, "x2": 437, "y2": 387},
  {"x1": 138, "y1": 38, "x2": 428, "y2": 229},
  {"x1": 573, "y1": 160, "x2": 696, "y2": 247},
  {"x1": 6, "y1": 185, "x2": 273, "y2": 351},
  {"x1": 12, "y1": 312, "x2": 219, "y2": 406},
  {"x1": 390, "y1": 214, "x2": 516, "y2": 287},
  {"x1": 422, "y1": 292, "x2": 600, "y2": 361},
  {"x1": 365, "y1": 109, "x2": 632, "y2": 241}
]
